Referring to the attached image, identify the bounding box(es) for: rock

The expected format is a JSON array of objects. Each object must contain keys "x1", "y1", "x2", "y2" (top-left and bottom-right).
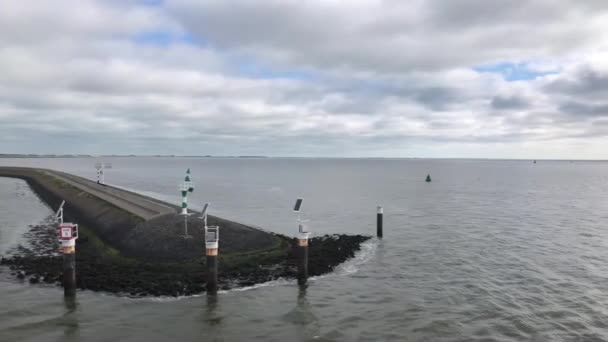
[{"x1": 1, "y1": 215, "x2": 370, "y2": 296}]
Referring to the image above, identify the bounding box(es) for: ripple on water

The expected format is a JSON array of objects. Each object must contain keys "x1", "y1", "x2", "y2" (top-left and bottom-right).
[{"x1": 4, "y1": 159, "x2": 608, "y2": 341}]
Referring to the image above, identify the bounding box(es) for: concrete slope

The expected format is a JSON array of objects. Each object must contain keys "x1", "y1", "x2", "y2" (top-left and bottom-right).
[
  {"x1": 0, "y1": 167, "x2": 281, "y2": 262},
  {"x1": 47, "y1": 170, "x2": 176, "y2": 220}
]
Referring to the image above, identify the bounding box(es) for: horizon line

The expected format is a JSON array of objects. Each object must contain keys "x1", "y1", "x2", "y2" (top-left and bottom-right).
[{"x1": 1, "y1": 153, "x2": 607, "y2": 162}]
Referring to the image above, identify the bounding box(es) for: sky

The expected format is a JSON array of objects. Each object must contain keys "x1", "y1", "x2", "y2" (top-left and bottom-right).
[{"x1": 1, "y1": 0, "x2": 608, "y2": 159}]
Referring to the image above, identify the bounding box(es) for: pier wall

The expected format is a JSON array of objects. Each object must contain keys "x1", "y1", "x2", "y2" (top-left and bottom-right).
[{"x1": 0, "y1": 167, "x2": 143, "y2": 250}]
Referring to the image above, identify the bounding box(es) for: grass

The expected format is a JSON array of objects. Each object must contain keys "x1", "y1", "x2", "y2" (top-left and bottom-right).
[
  {"x1": 77, "y1": 224, "x2": 123, "y2": 259},
  {"x1": 76, "y1": 221, "x2": 289, "y2": 275},
  {"x1": 219, "y1": 235, "x2": 289, "y2": 269},
  {"x1": 6, "y1": 168, "x2": 291, "y2": 278}
]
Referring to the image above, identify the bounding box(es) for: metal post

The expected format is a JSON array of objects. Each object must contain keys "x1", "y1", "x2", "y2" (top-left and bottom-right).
[
  {"x1": 206, "y1": 250, "x2": 218, "y2": 293},
  {"x1": 184, "y1": 214, "x2": 189, "y2": 237},
  {"x1": 181, "y1": 190, "x2": 188, "y2": 215},
  {"x1": 292, "y1": 198, "x2": 309, "y2": 285},
  {"x1": 58, "y1": 223, "x2": 78, "y2": 296},
  {"x1": 56, "y1": 202, "x2": 77, "y2": 296},
  {"x1": 179, "y1": 169, "x2": 194, "y2": 215},
  {"x1": 62, "y1": 240, "x2": 76, "y2": 296},
  {"x1": 297, "y1": 227, "x2": 310, "y2": 286},
  {"x1": 377, "y1": 205, "x2": 383, "y2": 238},
  {"x1": 178, "y1": 169, "x2": 195, "y2": 238},
  {"x1": 205, "y1": 226, "x2": 219, "y2": 294},
  {"x1": 56, "y1": 200, "x2": 65, "y2": 224}
]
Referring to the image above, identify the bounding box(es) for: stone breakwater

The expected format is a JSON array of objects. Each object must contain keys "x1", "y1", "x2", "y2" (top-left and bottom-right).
[
  {"x1": 0, "y1": 167, "x2": 279, "y2": 260},
  {"x1": 1, "y1": 224, "x2": 370, "y2": 296},
  {"x1": 0, "y1": 167, "x2": 372, "y2": 296}
]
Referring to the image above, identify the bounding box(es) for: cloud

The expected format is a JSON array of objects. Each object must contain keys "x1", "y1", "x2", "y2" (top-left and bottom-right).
[
  {"x1": 559, "y1": 101, "x2": 608, "y2": 117},
  {"x1": 0, "y1": 0, "x2": 608, "y2": 158},
  {"x1": 491, "y1": 95, "x2": 530, "y2": 110},
  {"x1": 546, "y1": 65, "x2": 608, "y2": 97},
  {"x1": 166, "y1": 0, "x2": 608, "y2": 73}
]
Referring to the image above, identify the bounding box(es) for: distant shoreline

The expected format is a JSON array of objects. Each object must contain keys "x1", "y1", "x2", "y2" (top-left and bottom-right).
[
  {"x1": 0, "y1": 154, "x2": 269, "y2": 159},
  {"x1": 1, "y1": 154, "x2": 607, "y2": 162}
]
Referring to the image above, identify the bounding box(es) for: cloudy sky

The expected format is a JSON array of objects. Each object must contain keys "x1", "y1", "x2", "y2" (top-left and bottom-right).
[{"x1": 2, "y1": 0, "x2": 608, "y2": 158}]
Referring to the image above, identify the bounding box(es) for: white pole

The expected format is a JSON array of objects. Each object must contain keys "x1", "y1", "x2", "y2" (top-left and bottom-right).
[
  {"x1": 180, "y1": 169, "x2": 193, "y2": 215},
  {"x1": 184, "y1": 214, "x2": 189, "y2": 236},
  {"x1": 181, "y1": 193, "x2": 188, "y2": 215},
  {"x1": 179, "y1": 168, "x2": 194, "y2": 237}
]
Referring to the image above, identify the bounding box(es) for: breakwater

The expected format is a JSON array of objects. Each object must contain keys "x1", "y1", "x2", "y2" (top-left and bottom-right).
[{"x1": 0, "y1": 167, "x2": 370, "y2": 296}]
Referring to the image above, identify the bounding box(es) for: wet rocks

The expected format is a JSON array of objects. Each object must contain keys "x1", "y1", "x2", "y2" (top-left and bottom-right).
[
  {"x1": 308, "y1": 234, "x2": 370, "y2": 276},
  {"x1": 121, "y1": 213, "x2": 279, "y2": 263},
  {"x1": 1, "y1": 229, "x2": 371, "y2": 296},
  {"x1": 0, "y1": 167, "x2": 372, "y2": 297}
]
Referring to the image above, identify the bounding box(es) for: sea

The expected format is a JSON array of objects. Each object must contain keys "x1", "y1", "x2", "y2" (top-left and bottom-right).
[{"x1": 1, "y1": 157, "x2": 608, "y2": 341}]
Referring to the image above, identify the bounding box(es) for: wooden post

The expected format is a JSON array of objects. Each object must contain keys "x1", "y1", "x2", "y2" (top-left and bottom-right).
[
  {"x1": 297, "y1": 231, "x2": 310, "y2": 285},
  {"x1": 206, "y1": 248, "x2": 218, "y2": 294},
  {"x1": 377, "y1": 205, "x2": 383, "y2": 238},
  {"x1": 61, "y1": 241, "x2": 76, "y2": 296},
  {"x1": 58, "y1": 222, "x2": 78, "y2": 297}
]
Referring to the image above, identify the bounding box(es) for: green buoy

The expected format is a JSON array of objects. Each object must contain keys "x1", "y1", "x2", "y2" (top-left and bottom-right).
[{"x1": 426, "y1": 174, "x2": 432, "y2": 182}]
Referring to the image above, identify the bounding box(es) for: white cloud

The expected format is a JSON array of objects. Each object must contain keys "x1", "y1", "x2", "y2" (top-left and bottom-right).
[
  {"x1": 0, "y1": 0, "x2": 607, "y2": 157},
  {"x1": 167, "y1": 0, "x2": 608, "y2": 73}
]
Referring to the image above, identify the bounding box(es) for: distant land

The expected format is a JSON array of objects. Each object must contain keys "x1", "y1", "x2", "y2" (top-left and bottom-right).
[
  {"x1": 0, "y1": 154, "x2": 269, "y2": 159},
  {"x1": 1, "y1": 154, "x2": 606, "y2": 161}
]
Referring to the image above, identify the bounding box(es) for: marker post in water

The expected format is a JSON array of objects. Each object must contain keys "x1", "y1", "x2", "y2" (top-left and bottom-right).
[
  {"x1": 94, "y1": 162, "x2": 112, "y2": 185},
  {"x1": 178, "y1": 169, "x2": 195, "y2": 238},
  {"x1": 377, "y1": 206, "x2": 383, "y2": 238},
  {"x1": 202, "y1": 203, "x2": 219, "y2": 294},
  {"x1": 56, "y1": 201, "x2": 78, "y2": 296},
  {"x1": 293, "y1": 198, "x2": 310, "y2": 285}
]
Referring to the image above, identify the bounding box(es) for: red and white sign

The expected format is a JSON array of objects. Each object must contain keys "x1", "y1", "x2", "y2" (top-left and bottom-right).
[{"x1": 57, "y1": 223, "x2": 78, "y2": 240}]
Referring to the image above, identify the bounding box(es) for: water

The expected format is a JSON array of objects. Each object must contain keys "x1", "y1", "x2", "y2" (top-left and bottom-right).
[
  {"x1": 2, "y1": 157, "x2": 608, "y2": 341},
  {"x1": 0, "y1": 177, "x2": 53, "y2": 255}
]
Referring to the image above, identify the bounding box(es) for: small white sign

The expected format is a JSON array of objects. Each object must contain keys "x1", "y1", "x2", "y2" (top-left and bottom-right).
[
  {"x1": 61, "y1": 227, "x2": 72, "y2": 238},
  {"x1": 206, "y1": 232, "x2": 216, "y2": 242}
]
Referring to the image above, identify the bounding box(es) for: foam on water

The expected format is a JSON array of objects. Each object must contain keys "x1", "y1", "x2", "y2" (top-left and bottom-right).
[
  {"x1": 228, "y1": 277, "x2": 295, "y2": 293},
  {"x1": 334, "y1": 238, "x2": 379, "y2": 276}
]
